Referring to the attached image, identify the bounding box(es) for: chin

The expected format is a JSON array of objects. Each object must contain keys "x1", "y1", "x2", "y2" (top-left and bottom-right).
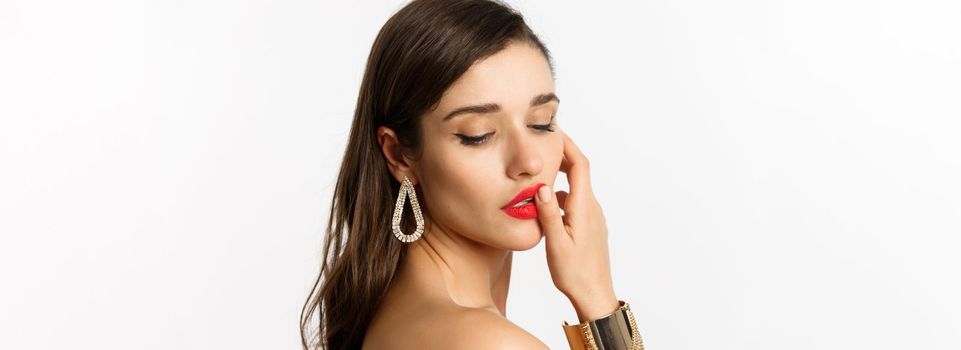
[{"x1": 505, "y1": 226, "x2": 544, "y2": 251}]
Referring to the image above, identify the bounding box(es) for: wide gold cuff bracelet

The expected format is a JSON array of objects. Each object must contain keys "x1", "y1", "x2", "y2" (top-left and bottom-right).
[{"x1": 562, "y1": 300, "x2": 644, "y2": 350}]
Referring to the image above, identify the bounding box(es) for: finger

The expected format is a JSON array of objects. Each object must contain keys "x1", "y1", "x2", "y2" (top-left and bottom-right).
[
  {"x1": 535, "y1": 184, "x2": 572, "y2": 243},
  {"x1": 560, "y1": 131, "x2": 592, "y2": 196}
]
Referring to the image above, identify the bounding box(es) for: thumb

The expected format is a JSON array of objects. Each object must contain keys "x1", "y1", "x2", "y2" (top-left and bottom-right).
[{"x1": 535, "y1": 184, "x2": 570, "y2": 243}]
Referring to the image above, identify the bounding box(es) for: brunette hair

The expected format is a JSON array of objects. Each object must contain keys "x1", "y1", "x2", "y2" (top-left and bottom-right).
[{"x1": 300, "y1": 0, "x2": 553, "y2": 348}]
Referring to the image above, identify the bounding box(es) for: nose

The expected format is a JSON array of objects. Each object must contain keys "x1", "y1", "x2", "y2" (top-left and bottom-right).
[{"x1": 505, "y1": 130, "x2": 544, "y2": 180}]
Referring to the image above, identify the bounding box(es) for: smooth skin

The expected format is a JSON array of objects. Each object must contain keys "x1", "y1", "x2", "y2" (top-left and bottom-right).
[{"x1": 364, "y1": 42, "x2": 617, "y2": 349}]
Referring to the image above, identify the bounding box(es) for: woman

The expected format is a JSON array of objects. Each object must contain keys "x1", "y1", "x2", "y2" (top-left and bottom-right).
[{"x1": 302, "y1": 0, "x2": 643, "y2": 348}]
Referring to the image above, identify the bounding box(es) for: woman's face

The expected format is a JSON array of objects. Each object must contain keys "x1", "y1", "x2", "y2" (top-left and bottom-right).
[{"x1": 413, "y1": 42, "x2": 563, "y2": 251}]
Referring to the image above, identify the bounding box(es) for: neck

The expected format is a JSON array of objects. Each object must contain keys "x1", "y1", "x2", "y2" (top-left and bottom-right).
[{"x1": 399, "y1": 222, "x2": 513, "y2": 317}]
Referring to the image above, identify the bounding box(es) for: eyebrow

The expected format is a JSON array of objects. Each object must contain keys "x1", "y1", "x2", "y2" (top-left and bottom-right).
[{"x1": 442, "y1": 93, "x2": 560, "y2": 122}]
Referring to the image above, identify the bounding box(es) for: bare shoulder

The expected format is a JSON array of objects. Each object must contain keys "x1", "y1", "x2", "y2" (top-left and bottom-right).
[
  {"x1": 365, "y1": 304, "x2": 548, "y2": 349},
  {"x1": 435, "y1": 307, "x2": 550, "y2": 349},
  {"x1": 364, "y1": 287, "x2": 549, "y2": 349}
]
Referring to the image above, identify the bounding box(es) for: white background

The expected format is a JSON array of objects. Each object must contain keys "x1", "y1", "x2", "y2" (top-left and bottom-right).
[{"x1": 2, "y1": 0, "x2": 959, "y2": 349}]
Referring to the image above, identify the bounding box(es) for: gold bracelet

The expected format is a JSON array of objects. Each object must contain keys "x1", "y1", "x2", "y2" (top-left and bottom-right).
[{"x1": 561, "y1": 300, "x2": 644, "y2": 350}]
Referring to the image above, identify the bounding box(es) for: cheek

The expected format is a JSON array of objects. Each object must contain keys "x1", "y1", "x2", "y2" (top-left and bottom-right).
[
  {"x1": 545, "y1": 134, "x2": 564, "y2": 171},
  {"x1": 422, "y1": 150, "x2": 499, "y2": 212}
]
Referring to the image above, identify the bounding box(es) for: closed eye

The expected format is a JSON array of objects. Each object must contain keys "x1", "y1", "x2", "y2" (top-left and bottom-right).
[
  {"x1": 455, "y1": 131, "x2": 494, "y2": 146},
  {"x1": 530, "y1": 123, "x2": 554, "y2": 132},
  {"x1": 454, "y1": 115, "x2": 555, "y2": 147},
  {"x1": 530, "y1": 115, "x2": 556, "y2": 132}
]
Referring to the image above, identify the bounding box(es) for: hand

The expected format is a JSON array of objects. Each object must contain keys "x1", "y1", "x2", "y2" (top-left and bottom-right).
[{"x1": 535, "y1": 130, "x2": 619, "y2": 322}]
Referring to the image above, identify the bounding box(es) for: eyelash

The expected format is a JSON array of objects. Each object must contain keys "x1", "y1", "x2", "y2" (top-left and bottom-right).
[{"x1": 455, "y1": 116, "x2": 556, "y2": 146}]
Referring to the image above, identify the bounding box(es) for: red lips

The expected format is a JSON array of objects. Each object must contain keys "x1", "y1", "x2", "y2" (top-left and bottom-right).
[{"x1": 501, "y1": 183, "x2": 546, "y2": 219}]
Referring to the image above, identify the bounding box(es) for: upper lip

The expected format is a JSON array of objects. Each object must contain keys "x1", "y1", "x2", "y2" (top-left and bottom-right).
[{"x1": 501, "y1": 183, "x2": 546, "y2": 209}]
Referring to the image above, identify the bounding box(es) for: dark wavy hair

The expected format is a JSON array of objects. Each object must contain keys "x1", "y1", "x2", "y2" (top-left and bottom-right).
[{"x1": 300, "y1": 0, "x2": 552, "y2": 348}]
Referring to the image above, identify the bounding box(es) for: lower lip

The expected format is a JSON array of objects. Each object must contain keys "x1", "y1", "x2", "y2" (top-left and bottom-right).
[{"x1": 502, "y1": 202, "x2": 538, "y2": 219}]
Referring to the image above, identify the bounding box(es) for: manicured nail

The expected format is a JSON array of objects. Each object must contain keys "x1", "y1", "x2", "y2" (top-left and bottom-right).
[{"x1": 537, "y1": 185, "x2": 552, "y2": 203}]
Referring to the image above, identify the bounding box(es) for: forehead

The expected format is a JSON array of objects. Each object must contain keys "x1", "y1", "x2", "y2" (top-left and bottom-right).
[{"x1": 431, "y1": 43, "x2": 555, "y2": 116}]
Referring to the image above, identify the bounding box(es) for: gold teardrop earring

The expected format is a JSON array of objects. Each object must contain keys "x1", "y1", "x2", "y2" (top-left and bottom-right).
[{"x1": 391, "y1": 175, "x2": 425, "y2": 243}]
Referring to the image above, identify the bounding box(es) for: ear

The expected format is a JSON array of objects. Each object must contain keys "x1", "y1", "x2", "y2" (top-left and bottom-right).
[{"x1": 377, "y1": 126, "x2": 418, "y2": 185}]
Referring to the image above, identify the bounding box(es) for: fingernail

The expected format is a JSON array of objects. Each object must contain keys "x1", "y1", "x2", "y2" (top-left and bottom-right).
[{"x1": 537, "y1": 185, "x2": 552, "y2": 203}]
